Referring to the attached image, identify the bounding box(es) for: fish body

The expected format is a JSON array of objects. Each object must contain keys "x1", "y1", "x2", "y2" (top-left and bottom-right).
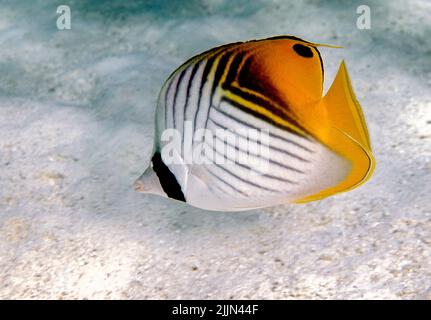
[{"x1": 134, "y1": 36, "x2": 375, "y2": 211}]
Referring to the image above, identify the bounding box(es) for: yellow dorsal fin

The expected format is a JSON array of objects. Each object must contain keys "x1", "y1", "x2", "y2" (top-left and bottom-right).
[
  {"x1": 309, "y1": 43, "x2": 344, "y2": 49},
  {"x1": 296, "y1": 61, "x2": 375, "y2": 203}
]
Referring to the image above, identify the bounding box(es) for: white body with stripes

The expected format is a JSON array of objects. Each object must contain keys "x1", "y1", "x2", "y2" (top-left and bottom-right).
[{"x1": 150, "y1": 56, "x2": 351, "y2": 211}]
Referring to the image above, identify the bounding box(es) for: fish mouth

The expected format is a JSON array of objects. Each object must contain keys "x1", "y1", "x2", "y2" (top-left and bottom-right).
[{"x1": 133, "y1": 178, "x2": 147, "y2": 193}]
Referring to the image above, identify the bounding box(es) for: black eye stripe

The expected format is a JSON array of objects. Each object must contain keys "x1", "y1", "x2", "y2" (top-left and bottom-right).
[
  {"x1": 293, "y1": 43, "x2": 313, "y2": 58},
  {"x1": 151, "y1": 152, "x2": 185, "y2": 202}
]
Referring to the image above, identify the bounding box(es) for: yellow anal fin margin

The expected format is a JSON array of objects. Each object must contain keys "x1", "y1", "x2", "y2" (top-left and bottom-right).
[{"x1": 296, "y1": 61, "x2": 375, "y2": 203}]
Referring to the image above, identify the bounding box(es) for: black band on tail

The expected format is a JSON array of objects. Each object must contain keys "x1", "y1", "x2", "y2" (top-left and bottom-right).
[{"x1": 151, "y1": 152, "x2": 186, "y2": 202}]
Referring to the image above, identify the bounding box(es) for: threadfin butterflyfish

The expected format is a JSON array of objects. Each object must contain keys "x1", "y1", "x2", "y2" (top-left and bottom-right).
[{"x1": 134, "y1": 36, "x2": 375, "y2": 211}]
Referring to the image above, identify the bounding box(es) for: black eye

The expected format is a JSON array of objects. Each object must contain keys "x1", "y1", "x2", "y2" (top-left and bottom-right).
[{"x1": 293, "y1": 43, "x2": 313, "y2": 58}]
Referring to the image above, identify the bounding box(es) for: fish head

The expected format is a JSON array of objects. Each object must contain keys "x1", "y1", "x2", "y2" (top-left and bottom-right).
[
  {"x1": 134, "y1": 152, "x2": 186, "y2": 202},
  {"x1": 133, "y1": 165, "x2": 167, "y2": 198}
]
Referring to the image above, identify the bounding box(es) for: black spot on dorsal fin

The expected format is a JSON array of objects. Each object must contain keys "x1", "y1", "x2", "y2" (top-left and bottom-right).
[
  {"x1": 151, "y1": 152, "x2": 185, "y2": 202},
  {"x1": 293, "y1": 43, "x2": 314, "y2": 58}
]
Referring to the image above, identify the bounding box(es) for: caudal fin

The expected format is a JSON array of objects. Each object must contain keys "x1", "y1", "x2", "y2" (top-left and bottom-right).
[
  {"x1": 295, "y1": 61, "x2": 375, "y2": 203},
  {"x1": 323, "y1": 60, "x2": 372, "y2": 151}
]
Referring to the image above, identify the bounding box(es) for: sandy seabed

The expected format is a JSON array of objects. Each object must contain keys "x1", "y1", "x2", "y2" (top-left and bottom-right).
[{"x1": 0, "y1": 0, "x2": 430, "y2": 299}]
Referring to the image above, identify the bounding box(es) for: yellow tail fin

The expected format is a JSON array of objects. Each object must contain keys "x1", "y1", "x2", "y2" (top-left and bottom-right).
[
  {"x1": 325, "y1": 60, "x2": 372, "y2": 151},
  {"x1": 296, "y1": 61, "x2": 375, "y2": 203}
]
